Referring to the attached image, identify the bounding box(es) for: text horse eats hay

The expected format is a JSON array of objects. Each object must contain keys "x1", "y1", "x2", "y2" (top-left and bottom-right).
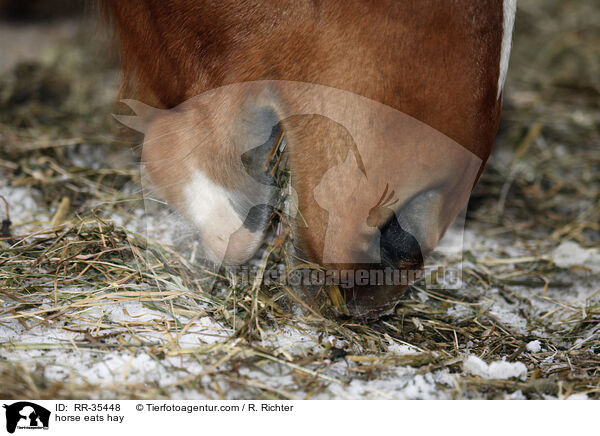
[{"x1": 104, "y1": 0, "x2": 516, "y2": 317}]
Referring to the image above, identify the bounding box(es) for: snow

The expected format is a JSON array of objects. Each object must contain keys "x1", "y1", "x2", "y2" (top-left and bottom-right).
[
  {"x1": 0, "y1": 145, "x2": 594, "y2": 400},
  {"x1": 551, "y1": 241, "x2": 600, "y2": 272},
  {"x1": 566, "y1": 394, "x2": 589, "y2": 400},
  {"x1": 387, "y1": 342, "x2": 420, "y2": 355},
  {"x1": 265, "y1": 324, "x2": 320, "y2": 353},
  {"x1": 0, "y1": 183, "x2": 47, "y2": 228},
  {"x1": 317, "y1": 367, "x2": 454, "y2": 400},
  {"x1": 526, "y1": 340, "x2": 542, "y2": 353},
  {"x1": 506, "y1": 390, "x2": 527, "y2": 400},
  {"x1": 463, "y1": 355, "x2": 528, "y2": 381}
]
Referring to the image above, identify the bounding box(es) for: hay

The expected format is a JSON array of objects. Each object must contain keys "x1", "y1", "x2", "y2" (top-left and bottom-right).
[{"x1": 0, "y1": 0, "x2": 598, "y2": 399}]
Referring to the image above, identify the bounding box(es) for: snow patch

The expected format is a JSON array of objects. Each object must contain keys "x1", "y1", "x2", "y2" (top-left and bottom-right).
[
  {"x1": 387, "y1": 343, "x2": 420, "y2": 355},
  {"x1": 526, "y1": 340, "x2": 542, "y2": 353},
  {"x1": 566, "y1": 393, "x2": 589, "y2": 400},
  {"x1": 464, "y1": 355, "x2": 527, "y2": 381},
  {"x1": 319, "y1": 367, "x2": 453, "y2": 400},
  {"x1": 551, "y1": 241, "x2": 600, "y2": 272}
]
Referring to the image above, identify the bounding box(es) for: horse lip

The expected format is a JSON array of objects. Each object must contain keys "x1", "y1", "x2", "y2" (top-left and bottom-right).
[{"x1": 343, "y1": 283, "x2": 410, "y2": 319}]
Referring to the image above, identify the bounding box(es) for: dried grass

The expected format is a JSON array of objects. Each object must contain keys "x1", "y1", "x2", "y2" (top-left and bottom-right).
[{"x1": 0, "y1": 0, "x2": 598, "y2": 399}]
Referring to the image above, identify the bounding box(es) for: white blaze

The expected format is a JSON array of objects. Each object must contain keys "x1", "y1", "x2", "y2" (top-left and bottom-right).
[
  {"x1": 183, "y1": 170, "x2": 244, "y2": 263},
  {"x1": 182, "y1": 169, "x2": 268, "y2": 265}
]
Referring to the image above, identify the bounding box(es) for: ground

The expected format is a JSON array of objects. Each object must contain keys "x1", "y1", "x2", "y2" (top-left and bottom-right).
[{"x1": 0, "y1": 0, "x2": 598, "y2": 399}]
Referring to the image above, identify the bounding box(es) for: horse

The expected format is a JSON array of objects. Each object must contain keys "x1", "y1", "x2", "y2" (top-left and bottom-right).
[{"x1": 102, "y1": 0, "x2": 516, "y2": 317}]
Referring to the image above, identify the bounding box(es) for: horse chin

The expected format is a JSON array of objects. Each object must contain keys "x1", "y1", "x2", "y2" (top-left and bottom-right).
[{"x1": 344, "y1": 285, "x2": 409, "y2": 319}]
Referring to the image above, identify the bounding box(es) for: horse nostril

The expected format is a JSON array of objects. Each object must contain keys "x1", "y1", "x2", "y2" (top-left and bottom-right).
[
  {"x1": 242, "y1": 203, "x2": 275, "y2": 232},
  {"x1": 378, "y1": 213, "x2": 423, "y2": 267},
  {"x1": 239, "y1": 105, "x2": 283, "y2": 186}
]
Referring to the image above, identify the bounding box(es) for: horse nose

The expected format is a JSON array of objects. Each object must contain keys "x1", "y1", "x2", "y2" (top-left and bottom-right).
[
  {"x1": 337, "y1": 217, "x2": 424, "y2": 318},
  {"x1": 336, "y1": 190, "x2": 446, "y2": 317}
]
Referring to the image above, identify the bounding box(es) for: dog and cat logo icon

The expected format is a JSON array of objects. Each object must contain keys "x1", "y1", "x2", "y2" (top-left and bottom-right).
[{"x1": 2, "y1": 402, "x2": 50, "y2": 434}]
